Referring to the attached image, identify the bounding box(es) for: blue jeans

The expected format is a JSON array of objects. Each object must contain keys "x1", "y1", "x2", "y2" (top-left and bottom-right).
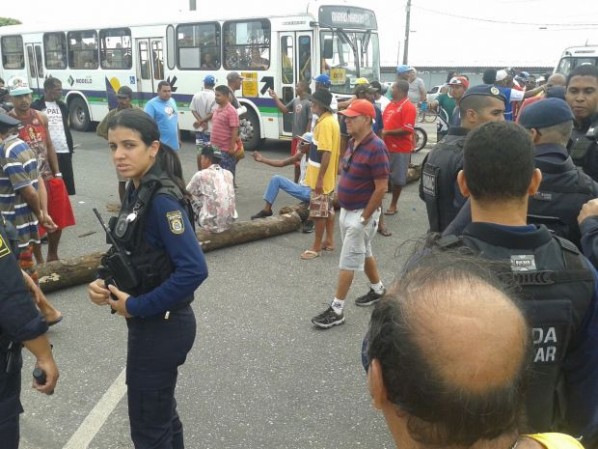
[{"x1": 264, "y1": 175, "x2": 310, "y2": 205}]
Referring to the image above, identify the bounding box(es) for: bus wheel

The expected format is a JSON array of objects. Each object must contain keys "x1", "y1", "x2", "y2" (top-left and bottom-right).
[
  {"x1": 69, "y1": 97, "x2": 91, "y2": 131},
  {"x1": 241, "y1": 108, "x2": 261, "y2": 151}
]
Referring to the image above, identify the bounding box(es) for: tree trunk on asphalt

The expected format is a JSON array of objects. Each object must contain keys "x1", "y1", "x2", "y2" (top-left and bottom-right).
[{"x1": 37, "y1": 209, "x2": 304, "y2": 293}]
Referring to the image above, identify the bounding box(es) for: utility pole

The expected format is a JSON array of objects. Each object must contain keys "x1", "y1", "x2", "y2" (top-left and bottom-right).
[
  {"x1": 403, "y1": 0, "x2": 411, "y2": 65},
  {"x1": 189, "y1": 0, "x2": 196, "y2": 11}
]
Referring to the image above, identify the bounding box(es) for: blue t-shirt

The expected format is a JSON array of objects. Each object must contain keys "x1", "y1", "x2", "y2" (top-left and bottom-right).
[{"x1": 144, "y1": 97, "x2": 180, "y2": 150}]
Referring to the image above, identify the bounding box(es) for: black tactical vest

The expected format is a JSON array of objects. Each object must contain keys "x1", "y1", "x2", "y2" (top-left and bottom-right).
[
  {"x1": 528, "y1": 151, "x2": 598, "y2": 249},
  {"x1": 420, "y1": 131, "x2": 467, "y2": 233},
  {"x1": 437, "y1": 225, "x2": 594, "y2": 432},
  {"x1": 570, "y1": 115, "x2": 598, "y2": 182},
  {"x1": 107, "y1": 164, "x2": 193, "y2": 300}
]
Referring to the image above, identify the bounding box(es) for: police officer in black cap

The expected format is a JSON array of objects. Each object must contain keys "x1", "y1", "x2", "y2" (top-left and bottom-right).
[
  {"x1": 442, "y1": 121, "x2": 598, "y2": 442},
  {"x1": 520, "y1": 98, "x2": 598, "y2": 248},
  {"x1": 0, "y1": 115, "x2": 59, "y2": 446},
  {"x1": 445, "y1": 98, "x2": 598, "y2": 249},
  {"x1": 419, "y1": 84, "x2": 506, "y2": 233},
  {"x1": 566, "y1": 64, "x2": 598, "y2": 181}
]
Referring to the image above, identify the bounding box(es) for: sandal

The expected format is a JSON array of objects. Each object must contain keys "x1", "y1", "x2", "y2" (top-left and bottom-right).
[
  {"x1": 377, "y1": 226, "x2": 392, "y2": 237},
  {"x1": 322, "y1": 246, "x2": 335, "y2": 251},
  {"x1": 300, "y1": 250, "x2": 321, "y2": 260}
]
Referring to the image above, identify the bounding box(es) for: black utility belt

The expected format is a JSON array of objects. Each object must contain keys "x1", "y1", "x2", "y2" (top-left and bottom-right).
[{"x1": 135, "y1": 299, "x2": 194, "y2": 321}]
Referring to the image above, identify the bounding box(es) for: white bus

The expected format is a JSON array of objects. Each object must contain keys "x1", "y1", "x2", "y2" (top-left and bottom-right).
[
  {"x1": 0, "y1": 2, "x2": 380, "y2": 149},
  {"x1": 555, "y1": 45, "x2": 598, "y2": 76}
]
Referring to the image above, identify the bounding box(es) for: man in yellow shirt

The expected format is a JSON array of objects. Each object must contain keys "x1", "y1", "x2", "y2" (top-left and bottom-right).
[{"x1": 301, "y1": 89, "x2": 340, "y2": 259}]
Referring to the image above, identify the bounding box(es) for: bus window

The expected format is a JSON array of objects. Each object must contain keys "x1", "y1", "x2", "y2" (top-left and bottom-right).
[
  {"x1": 68, "y1": 30, "x2": 99, "y2": 69},
  {"x1": 100, "y1": 28, "x2": 132, "y2": 70},
  {"x1": 1, "y1": 35, "x2": 24, "y2": 69},
  {"x1": 27, "y1": 46, "x2": 37, "y2": 78},
  {"x1": 223, "y1": 19, "x2": 270, "y2": 71},
  {"x1": 177, "y1": 22, "x2": 220, "y2": 70},
  {"x1": 35, "y1": 45, "x2": 44, "y2": 78},
  {"x1": 298, "y1": 36, "x2": 311, "y2": 82},
  {"x1": 281, "y1": 36, "x2": 293, "y2": 84},
  {"x1": 43, "y1": 33, "x2": 67, "y2": 69},
  {"x1": 152, "y1": 40, "x2": 164, "y2": 80},
  {"x1": 166, "y1": 25, "x2": 176, "y2": 70}
]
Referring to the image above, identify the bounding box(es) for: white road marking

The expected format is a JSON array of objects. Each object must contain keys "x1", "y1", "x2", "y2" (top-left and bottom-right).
[{"x1": 62, "y1": 368, "x2": 127, "y2": 449}]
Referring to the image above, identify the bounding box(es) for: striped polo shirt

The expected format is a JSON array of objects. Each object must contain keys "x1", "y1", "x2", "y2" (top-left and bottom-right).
[
  {"x1": 337, "y1": 131, "x2": 390, "y2": 211},
  {"x1": 0, "y1": 135, "x2": 40, "y2": 248}
]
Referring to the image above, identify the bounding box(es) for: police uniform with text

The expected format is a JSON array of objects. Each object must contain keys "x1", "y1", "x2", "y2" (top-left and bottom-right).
[
  {"x1": 0, "y1": 216, "x2": 49, "y2": 448},
  {"x1": 420, "y1": 85, "x2": 507, "y2": 233},
  {"x1": 438, "y1": 223, "x2": 598, "y2": 441},
  {"x1": 569, "y1": 112, "x2": 598, "y2": 182},
  {"x1": 103, "y1": 159, "x2": 208, "y2": 449}
]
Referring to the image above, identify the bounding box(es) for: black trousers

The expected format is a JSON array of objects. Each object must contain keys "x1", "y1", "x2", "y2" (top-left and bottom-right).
[
  {"x1": 57, "y1": 152, "x2": 76, "y2": 195},
  {"x1": 126, "y1": 306, "x2": 196, "y2": 449},
  {"x1": 0, "y1": 347, "x2": 23, "y2": 449}
]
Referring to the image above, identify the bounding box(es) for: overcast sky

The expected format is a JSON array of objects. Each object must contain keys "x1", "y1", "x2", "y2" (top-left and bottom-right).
[{"x1": 8, "y1": 0, "x2": 598, "y2": 68}]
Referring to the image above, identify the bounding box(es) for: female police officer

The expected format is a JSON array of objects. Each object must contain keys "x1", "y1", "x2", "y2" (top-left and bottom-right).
[{"x1": 88, "y1": 109, "x2": 208, "y2": 449}]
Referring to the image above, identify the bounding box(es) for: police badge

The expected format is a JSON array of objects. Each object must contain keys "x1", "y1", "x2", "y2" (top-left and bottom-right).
[{"x1": 166, "y1": 211, "x2": 185, "y2": 234}]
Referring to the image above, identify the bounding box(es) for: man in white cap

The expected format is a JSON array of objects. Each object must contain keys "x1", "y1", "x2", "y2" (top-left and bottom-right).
[{"x1": 494, "y1": 68, "x2": 546, "y2": 121}]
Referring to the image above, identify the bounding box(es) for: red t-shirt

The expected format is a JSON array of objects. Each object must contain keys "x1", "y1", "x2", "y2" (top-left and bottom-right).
[
  {"x1": 382, "y1": 98, "x2": 416, "y2": 153},
  {"x1": 210, "y1": 103, "x2": 239, "y2": 153}
]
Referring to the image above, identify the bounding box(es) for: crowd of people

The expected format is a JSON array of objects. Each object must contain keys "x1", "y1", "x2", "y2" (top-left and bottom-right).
[{"x1": 2, "y1": 59, "x2": 598, "y2": 448}]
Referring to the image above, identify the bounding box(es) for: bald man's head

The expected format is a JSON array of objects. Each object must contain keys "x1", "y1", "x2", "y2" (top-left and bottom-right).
[
  {"x1": 367, "y1": 250, "x2": 530, "y2": 447},
  {"x1": 546, "y1": 73, "x2": 566, "y2": 88}
]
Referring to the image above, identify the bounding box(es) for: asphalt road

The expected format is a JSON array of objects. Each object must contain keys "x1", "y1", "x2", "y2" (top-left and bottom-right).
[{"x1": 19, "y1": 122, "x2": 435, "y2": 449}]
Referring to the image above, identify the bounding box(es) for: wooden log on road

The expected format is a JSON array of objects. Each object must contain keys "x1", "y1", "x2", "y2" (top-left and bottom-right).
[{"x1": 37, "y1": 210, "x2": 304, "y2": 293}]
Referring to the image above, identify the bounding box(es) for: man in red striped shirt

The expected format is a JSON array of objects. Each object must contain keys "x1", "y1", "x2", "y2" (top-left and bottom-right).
[
  {"x1": 210, "y1": 85, "x2": 239, "y2": 177},
  {"x1": 311, "y1": 100, "x2": 389, "y2": 329}
]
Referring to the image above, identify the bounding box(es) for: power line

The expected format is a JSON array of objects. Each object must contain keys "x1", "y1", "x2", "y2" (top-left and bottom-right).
[{"x1": 412, "y1": 5, "x2": 598, "y2": 27}]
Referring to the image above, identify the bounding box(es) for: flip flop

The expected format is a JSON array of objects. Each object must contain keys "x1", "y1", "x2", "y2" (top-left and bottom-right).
[
  {"x1": 47, "y1": 315, "x2": 64, "y2": 327},
  {"x1": 322, "y1": 246, "x2": 335, "y2": 251},
  {"x1": 384, "y1": 209, "x2": 398, "y2": 216},
  {"x1": 377, "y1": 227, "x2": 392, "y2": 237},
  {"x1": 300, "y1": 250, "x2": 321, "y2": 260}
]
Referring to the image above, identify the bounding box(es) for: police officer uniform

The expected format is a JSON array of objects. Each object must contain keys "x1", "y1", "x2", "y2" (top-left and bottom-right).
[
  {"x1": 419, "y1": 84, "x2": 507, "y2": 233},
  {"x1": 444, "y1": 98, "x2": 598, "y2": 250},
  {"x1": 520, "y1": 98, "x2": 598, "y2": 249},
  {"x1": 439, "y1": 222, "x2": 598, "y2": 441},
  {"x1": 0, "y1": 217, "x2": 49, "y2": 448},
  {"x1": 102, "y1": 157, "x2": 208, "y2": 448},
  {"x1": 569, "y1": 112, "x2": 598, "y2": 182}
]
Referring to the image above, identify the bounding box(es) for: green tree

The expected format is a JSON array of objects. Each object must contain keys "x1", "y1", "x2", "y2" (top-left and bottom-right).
[{"x1": 0, "y1": 17, "x2": 21, "y2": 27}]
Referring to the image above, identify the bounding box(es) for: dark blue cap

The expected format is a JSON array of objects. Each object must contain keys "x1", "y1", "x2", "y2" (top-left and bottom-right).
[
  {"x1": 461, "y1": 84, "x2": 507, "y2": 103},
  {"x1": 546, "y1": 86, "x2": 566, "y2": 100},
  {"x1": 0, "y1": 112, "x2": 21, "y2": 128},
  {"x1": 518, "y1": 98, "x2": 574, "y2": 129}
]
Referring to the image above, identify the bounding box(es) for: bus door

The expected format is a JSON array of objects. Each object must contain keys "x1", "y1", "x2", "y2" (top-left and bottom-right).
[
  {"x1": 25, "y1": 43, "x2": 44, "y2": 94},
  {"x1": 135, "y1": 38, "x2": 164, "y2": 106},
  {"x1": 278, "y1": 32, "x2": 313, "y2": 135}
]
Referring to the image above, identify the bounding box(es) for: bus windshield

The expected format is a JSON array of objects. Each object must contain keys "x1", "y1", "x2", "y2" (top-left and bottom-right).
[
  {"x1": 320, "y1": 30, "x2": 380, "y2": 95},
  {"x1": 556, "y1": 56, "x2": 598, "y2": 76}
]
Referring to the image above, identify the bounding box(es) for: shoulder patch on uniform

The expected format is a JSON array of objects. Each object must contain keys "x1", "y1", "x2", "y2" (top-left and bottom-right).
[
  {"x1": 166, "y1": 210, "x2": 185, "y2": 235},
  {"x1": 0, "y1": 233, "x2": 12, "y2": 259}
]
